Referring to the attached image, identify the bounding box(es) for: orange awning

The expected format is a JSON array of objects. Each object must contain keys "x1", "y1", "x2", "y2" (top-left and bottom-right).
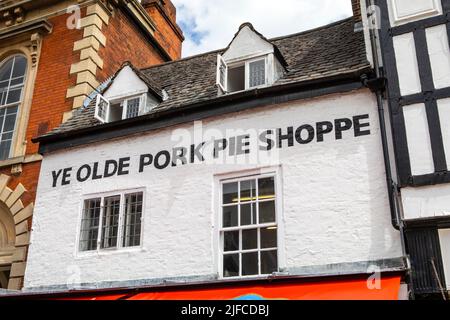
[{"x1": 64, "y1": 275, "x2": 401, "y2": 300}]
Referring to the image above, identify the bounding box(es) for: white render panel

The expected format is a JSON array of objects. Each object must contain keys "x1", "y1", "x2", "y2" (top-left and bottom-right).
[
  {"x1": 438, "y1": 229, "x2": 450, "y2": 290},
  {"x1": 393, "y1": 33, "x2": 422, "y2": 96},
  {"x1": 437, "y1": 98, "x2": 450, "y2": 169},
  {"x1": 403, "y1": 103, "x2": 434, "y2": 175},
  {"x1": 103, "y1": 65, "x2": 148, "y2": 101},
  {"x1": 24, "y1": 90, "x2": 402, "y2": 288},
  {"x1": 222, "y1": 26, "x2": 273, "y2": 63},
  {"x1": 388, "y1": 0, "x2": 442, "y2": 26},
  {"x1": 402, "y1": 185, "x2": 450, "y2": 220},
  {"x1": 426, "y1": 25, "x2": 450, "y2": 89}
]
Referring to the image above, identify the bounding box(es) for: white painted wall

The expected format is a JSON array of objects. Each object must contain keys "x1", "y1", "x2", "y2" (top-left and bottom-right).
[
  {"x1": 222, "y1": 26, "x2": 273, "y2": 63},
  {"x1": 24, "y1": 89, "x2": 402, "y2": 289},
  {"x1": 393, "y1": 33, "x2": 422, "y2": 96},
  {"x1": 426, "y1": 25, "x2": 450, "y2": 90},
  {"x1": 438, "y1": 229, "x2": 450, "y2": 290},
  {"x1": 104, "y1": 66, "x2": 149, "y2": 101},
  {"x1": 437, "y1": 98, "x2": 450, "y2": 169},
  {"x1": 388, "y1": 0, "x2": 442, "y2": 26},
  {"x1": 402, "y1": 185, "x2": 450, "y2": 220},
  {"x1": 403, "y1": 103, "x2": 434, "y2": 176}
]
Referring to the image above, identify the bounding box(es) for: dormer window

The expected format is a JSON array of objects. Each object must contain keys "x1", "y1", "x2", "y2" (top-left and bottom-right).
[
  {"x1": 95, "y1": 94, "x2": 147, "y2": 123},
  {"x1": 92, "y1": 63, "x2": 162, "y2": 124},
  {"x1": 217, "y1": 55, "x2": 269, "y2": 94},
  {"x1": 216, "y1": 23, "x2": 287, "y2": 95}
]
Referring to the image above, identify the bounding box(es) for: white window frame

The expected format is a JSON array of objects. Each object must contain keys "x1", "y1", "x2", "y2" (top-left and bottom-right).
[
  {"x1": 246, "y1": 56, "x2": 268, "y2": 89},
  {"x1": 76, "y1": 188, "x2": 146, "y2": 256},
  {"x1": 96, "y1": 93, "x2": 147, "y2": 123},
  {"x1": 218, "y1": 54, "x2": 269, "y2": 94},
  {"x1": 214, "y1": 166, "x2": 285, "y2": 280},
  {"x1": 216, "y1": 54, "x2": 228, "y2": 92},
  {"x1": 94, "y1": 94, "x2": 110, "y2": 123},
  {"x1": 121, "y1": 94, "x2": 147, "y2": 120}
]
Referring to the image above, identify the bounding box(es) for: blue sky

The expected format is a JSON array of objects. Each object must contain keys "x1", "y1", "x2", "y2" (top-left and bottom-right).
[{"x1": 172, "y1": 0, "x2": 352, "y2": 57}]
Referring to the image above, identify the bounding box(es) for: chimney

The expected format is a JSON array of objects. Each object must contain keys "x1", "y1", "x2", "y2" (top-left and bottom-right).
[
  {"x1": 351, "y1": 0, "x2": 362, "y2": 23},
  {"x1": 141, "y1": 0, "x2": 184, "y2": 60}
]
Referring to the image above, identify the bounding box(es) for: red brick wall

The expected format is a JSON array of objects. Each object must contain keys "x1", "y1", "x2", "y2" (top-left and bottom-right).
[
  {"x1": 145, "y1": 1, "x2": 183, "y2": 60},
  {"x1": 98, "y1": 9, "x2": 167, "y2": 81},
  {"x1": 26, "y1": 12, "x2": 84, "y2": 156},
  {"x1": 0, "y1": 162, "x2": 41, "y2": 208},
  {"x1": 352, "y1": 0, "x2": 362, "y2": 22}
]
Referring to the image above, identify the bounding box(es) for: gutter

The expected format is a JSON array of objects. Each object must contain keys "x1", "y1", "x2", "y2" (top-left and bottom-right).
[{"x1": 33, "y1": 68, "x2": 371, "y2": 153}]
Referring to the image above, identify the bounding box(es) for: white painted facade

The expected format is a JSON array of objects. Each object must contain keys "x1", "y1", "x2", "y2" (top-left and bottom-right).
[{"x1": 24, "y1": 89, "x2": 402, "y2": 289}]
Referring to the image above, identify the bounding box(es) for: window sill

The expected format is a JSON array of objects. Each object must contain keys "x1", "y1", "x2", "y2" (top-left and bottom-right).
[
  {"x1": 75, "y1": 246, "x2": 145, "y2": 259},
  {"x1": 0, "y1": 153, "x2": 43, "y2": 169}
]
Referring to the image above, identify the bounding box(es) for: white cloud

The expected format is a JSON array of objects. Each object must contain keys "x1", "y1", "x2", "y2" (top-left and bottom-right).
[{"x1": 172, "y1": 0, "x2": 353, "y2": 57}]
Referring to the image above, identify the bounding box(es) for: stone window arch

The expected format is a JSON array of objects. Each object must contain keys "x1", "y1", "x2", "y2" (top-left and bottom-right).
[
  {"x1": 0, "y1": 202, "x2": 15, "y2": 289},
  {"x1": 0, "y1": 174, "x2": 34, "y2": 290}
]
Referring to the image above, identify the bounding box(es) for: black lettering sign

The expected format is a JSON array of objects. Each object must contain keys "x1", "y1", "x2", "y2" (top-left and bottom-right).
[{"x1": 51, "y1": 114, "x2": 372, "y2": 187}]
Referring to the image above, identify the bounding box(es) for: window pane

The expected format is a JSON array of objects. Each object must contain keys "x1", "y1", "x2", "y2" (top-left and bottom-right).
[
  {"x1": 79, "y1": 198, "x2": 101, "y2": 251},
  {"x1": 260, "y1": 228, "x2": 277, "y2": 249},
  {"x1": 4, "y1": 111, "x2": 17, "y2": 132},
  {"x1": 242, "y1": 252, "x2": 258, "y2": 276},
  {"x1": 224, "y1": 231, "x2": 239, "y2": 252},
  {"x1": 249, "y1": 59, "x2": 265, "y2": 87},
  {"x1": 242, "y1": 229, "x2": 257, "y2": 250},
  {"x1": 101, "y1": 195, "x2": 121, "y2": 249},
  {"x1": 125, "y1": 97, "x2": 140, "y2": 119},
  {"x1": 261, "y1": 250, "x2": 278, "y2": 275},
  {"x1": 123, "y1": 192, "x2": 143, "y2": 247},
  {"x1": 240, "y1": 203, "x2": 256, "y2": 226},
  {"x1": 223, "y1": 254, "x2": 239, "y2": 277},
  {"x1": 240, "y1": 179, "x2": 256, "y2": 202},
  {"x1": 259, "y1": 201, "x2": 276, "y2": 223},
  {"x1": 0, "y1": 140, "x2": 11, "y2": 160},
  {"x1": 223, "y1": 182, "x2": 238, "y2": 204},
  {"x1": 6, "y1": 88, "x2": 21, "y2": 104},
  {"x1": 223, "y1": 205, "x2": 238, "y2": 228},
  {"x1": 258, "y1": 177, "x2": 275, "y2": 199},
  {"x1": 98, "y1": 99, "x2": 108, "y2": 119},
  {"x1": 0, "y1": 59, "x2": 13, "y2": 82},
  {"x1": 12, "y1": 56, "x2": 27, "y2": 78},
  {"x1": 10, "y1": 76, "x2": 25, "y2": 86}
]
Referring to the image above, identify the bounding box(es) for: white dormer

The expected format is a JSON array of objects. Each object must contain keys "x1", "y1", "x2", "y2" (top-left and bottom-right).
[
  {"x1": 216, "y1": 23, "x2": 286, "y2": 94},
  {"x1": 94, "y1": 64, "x2": 161, "y2": 123}
]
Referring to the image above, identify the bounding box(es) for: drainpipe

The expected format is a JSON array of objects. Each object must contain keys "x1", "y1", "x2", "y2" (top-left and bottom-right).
[{"x1": 363, "y1": 0, "x2": 412, "y2": 298}]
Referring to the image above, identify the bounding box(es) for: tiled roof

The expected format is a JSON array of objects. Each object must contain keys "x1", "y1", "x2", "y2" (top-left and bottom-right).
[{"x1": 39, "y1": 17, "x2": 370, "y2": 139}]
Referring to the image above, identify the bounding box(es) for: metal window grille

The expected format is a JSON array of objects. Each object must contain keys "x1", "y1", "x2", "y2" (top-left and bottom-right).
[
  {"x1": 79, "y1": 198, "x2": 101, "y2": 251},
  {"x1": 79, "y1": 191, "x2": 144, "y2": 252},
  {"x1": 101, "y1": 195, "x2": 121, "y2": 249},
  {"x1": 122, "y1": 192, "x2": 143, "y2": 247},
  {"x1": 125, "y1": 98, "x2": 140, "y2": 119},
  {"x1": 249, "y1": 59, "x2": 265, "y2": 88}
]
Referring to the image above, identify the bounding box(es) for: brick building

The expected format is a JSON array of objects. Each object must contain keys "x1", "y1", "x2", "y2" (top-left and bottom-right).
[
  {"x1": 0, "y1": 0, "x2": 183, "y2": 290},
  {"x1": 7, "y1": 0, "x2": 414, "y2": 300}
]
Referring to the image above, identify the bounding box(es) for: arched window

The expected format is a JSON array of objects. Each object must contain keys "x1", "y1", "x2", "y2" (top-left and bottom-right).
[{"x1": 0, "y1": 55, "x2": 27, "y2": 160}]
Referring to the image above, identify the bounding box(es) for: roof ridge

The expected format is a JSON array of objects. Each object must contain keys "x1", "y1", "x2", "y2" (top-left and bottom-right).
[
  {"x1": 270, "y1": 16, "x2": 353, "y2": 41},
  {"x1": 141, "y1": 17, "x2": 353, "y2": 71}
]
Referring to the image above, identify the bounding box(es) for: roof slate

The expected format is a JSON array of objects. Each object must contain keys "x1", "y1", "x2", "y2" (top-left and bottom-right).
[{"x1": 40, "y1": 17, "x2": 370, "y2": 139}]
